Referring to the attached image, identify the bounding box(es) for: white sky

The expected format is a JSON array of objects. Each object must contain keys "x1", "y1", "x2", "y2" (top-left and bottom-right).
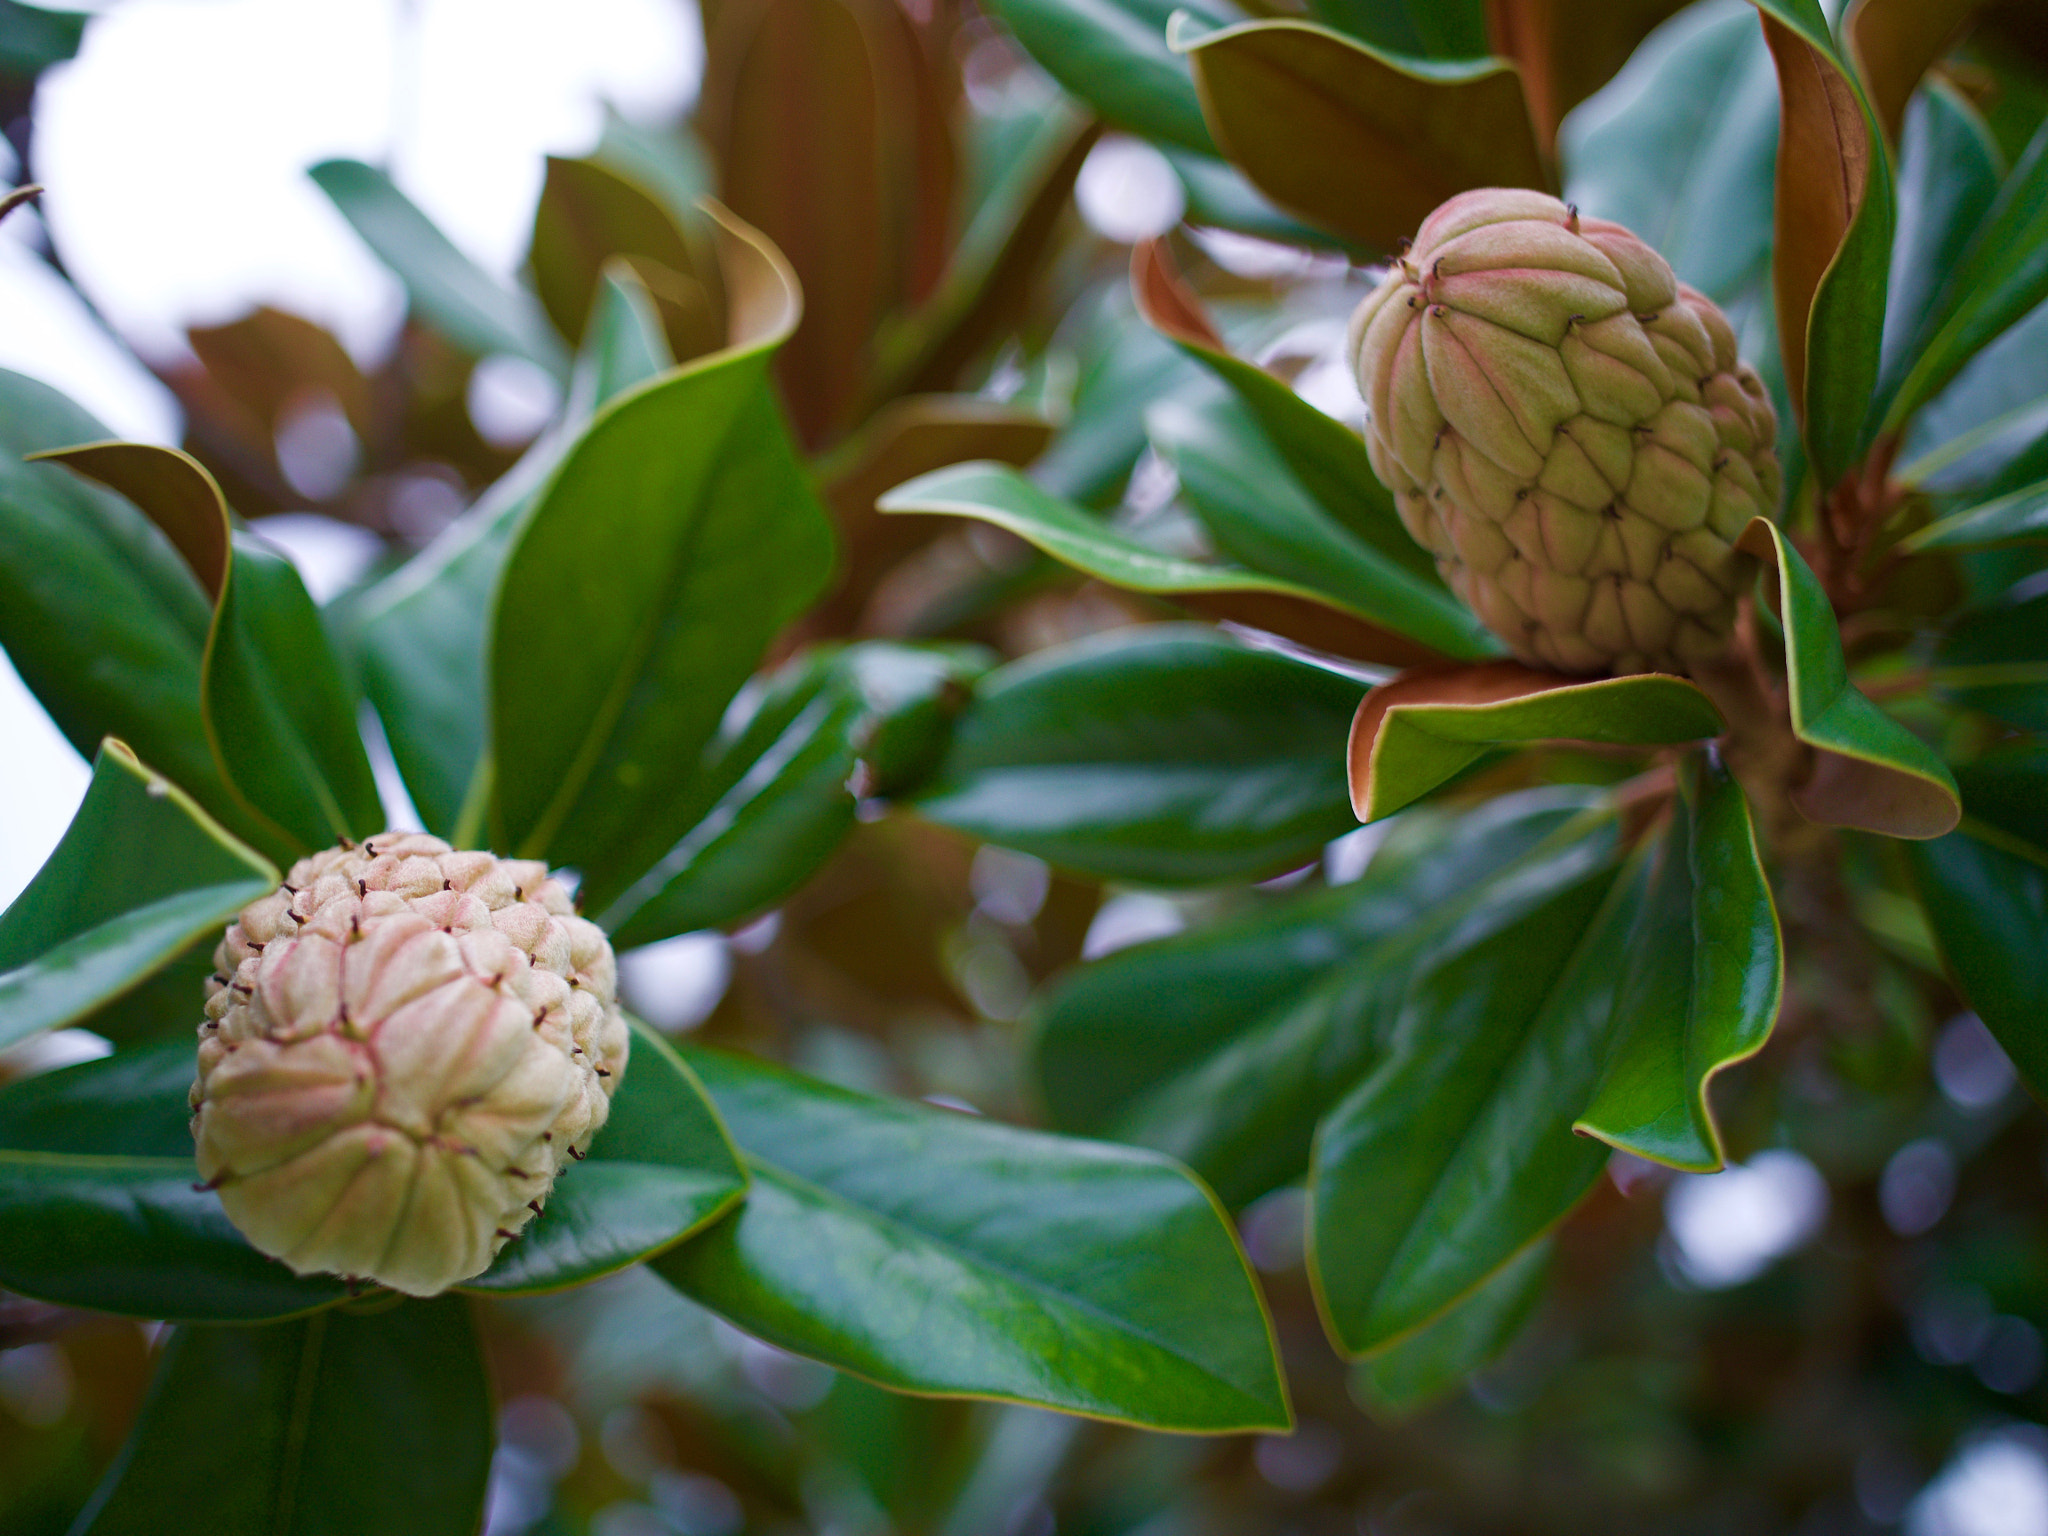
[{"x1": 0, "y1": 0, "x2": 700, "y2": 910}]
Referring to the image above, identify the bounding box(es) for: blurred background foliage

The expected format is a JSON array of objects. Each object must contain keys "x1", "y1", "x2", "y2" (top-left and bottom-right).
[{"x1": 2, "y1": 0, "x2": 2047, "y2": 1533}]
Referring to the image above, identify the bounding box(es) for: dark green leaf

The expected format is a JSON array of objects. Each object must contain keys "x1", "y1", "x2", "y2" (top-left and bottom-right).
[
  {"x1": 1348, "y1": 662, "x2": 1724, "y2": 823},
  {"x1": 912, "y1": 625, "x2": 1364, "y2": 884},
  {"x1": 978, "y1": 0, "x2": 1228, "y2": 153},
  {"x1": 1300, "y1": 0, "x2": 1484, "y2": 58},
  {"x1": 310, "y1": 158, "x2": 567, "y2": 377},
  {"x1": 1908, "y1": 475, "x2": 2048, "y2": 553},
  {"x1": 1352, "y1": 1240, "x2": 1549, "y2": 1418},
  {"x1": 0, "y1": 742, "x2": 275, "y2": 1053},
  {"x1": 1739, "y1": 519, "x2": 1960, "y2": 837},
  {"x1": 74, "y1": 1298, "x2": 490, "y2": 1536},
  {"x1": 1934, "y1": 587, "x2": 2048, "y2": 733},
  {"x1": 464, "y1": 1018, "x2": 747, "y2": 1294},
  {"x1": 0, "y1": 1041, "x2": 349, "y2": 1322},
  {"x1": 654, "y1": 1047, "x2": 1291, "y2": 1432},
  {"x1": 1574, "y1": 753, "x2": 1782, "y2": 1171}
]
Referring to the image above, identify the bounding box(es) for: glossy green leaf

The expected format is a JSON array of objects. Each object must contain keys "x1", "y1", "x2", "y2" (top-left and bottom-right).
[
  {"x1": 1740, "y1": 518, "x2": 1960, "y2": 837},
  {"x1": 1172, "y1": 15, "x2": 1548, "y2": 253},
  {"x1": 310, "y1": 158, "x2": 567, "y2": 377},
  {"x1": 1561, "y1": 0, "x2": 1781, "y2": 302},
  {"x1": 351, "y1": 266, "x2": 677, "y2": 836},
  {"x1": 1302, "y1": 0, "x2": 1484, "y2": 58},
  {"x1": 1907, "y1": 745, "x2": 2048, "y2": 1100},
  {"x1": 1034, "y1": 791, "x2": 1612, "y2": 1207},
  {"x1": 0, "y1": 371, "x2": 269, "y2": 848},
  {"x1": 1310, "y1": 829, "x2": 1632, "y2": 1354},
  {"x1": 1934, "y1": 588, "x2": 2048, "y2": 733},
  {"x1": 1352, "y1": 1239, "x2": 1549, "y2": 1418},
  {"x1": 1907, "y1": 475, "x2": 2048, "y2": 553},
  {"x1": 492, "y1": 208, "x2": 836, "y2": 898},
  {"x1": 1348, "y1": 662, "x2": 1724, "y2": 823},
  {"x1": 600, "y1": 643, "x2": 988, "y2": 947},
  {"x1": 39, "y1": 443, "x2": 383, "y2": 860},
  {"x1": 0, "y1": 741, "x2": 275, "y2": 1053},
  {"x1": 1147, "y1": 390, "x2": 1495, "y2": 661},
  {"x1": 1575, "y1": 754, "x2": 1782, "y2": 1171},
  {"x1": 978, "y1": 0, "x2": 1226, "y2": 153},
  {"x1": 463, "y1": 1018, "x2": 747, "y2": 1295},
  {"x1": 0, "y1": 1041, "x2": 349, "y2": 1322},
  {"x1": 1883, "y1": 111, "x2": 2048, "y2": 434},
  {"x1": 912, "y1": 625, "x2": 1364, "y2": 884},
  {"x1": 75, "y1": 1297, "x2": 489, "y2": 1536},
  {"x1": 654, "y1": 1046, "x2": 1291, "y2": 1432}
]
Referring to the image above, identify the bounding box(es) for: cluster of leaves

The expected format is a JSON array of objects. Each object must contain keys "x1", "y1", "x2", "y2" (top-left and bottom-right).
[{"x1": 1, "y1": 0, "x2": 2046, "y2": 1532}]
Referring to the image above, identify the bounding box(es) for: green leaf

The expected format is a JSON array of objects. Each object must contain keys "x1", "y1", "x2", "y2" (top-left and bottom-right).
[
  {"x1": 1907, "y1": 748, "x2": 2048, "y2": 1102},
  {"x1": 0, "y1": 371, "x2": 269, "y2": 849},
  {"x1": 0, "y1": 1041, "x2": 349, "y2": 1322},
  {"x1": 653, "y1": 1046, "x2": 1291, "y2": 1432},
  {"x1": 1348, "y1": 662, "x2": 1725, "y2": 823},
  {"x1": 1907, "y1": 475, "x2": 2048, "y2": 553},
  {"x1": 463, "y1": 1018, "x2": 747, "y2": 1295},
  {"x1": 74, "y1": 1297, "x2": 490, "y2": 1536},
  {"x1": 1147, "y1": 391, "x2": 1497, "y2": 661},
  {"x1": 1034, "y1": 790, "x2": 1612, "y2": 1207},
  {"x1": 1309, "y1": 828, "x2": 1630, "y2": 1354},
  {"x1": 1934, "y1": 587, "x2": 2048, "y2": 733},
  {"x1": 1032, "y1": 290, "x2": 1204, "y2": 509},
  {"x1": 351, "y1": 266, "x2": 677, "y2": 836},
  {"x1": 1171, "y1": 15, "x2": 1549, "y2": 252},
  {"x1": 310, "y1": 158, "x2": 567, "y2": 377},
  {"x1": 1883, "y1": 111, "x2": 2048, "y2": 434},
  {"x1": 977, "y1": 0, "x2": 1228, "y2": 153},
  {"x1": 1739, "y1": 518, "x2": 1960, "y2": 837},
  {"x1": 1301, "y1": 0, "x2": 1484, "y2": 58},
  {"x1": 1352, "y1": 1239, "x2": 1549, "y2": 1418},
  {"x1": 1574, "y1": 753, "x2": 1782, "y2": 1171},
  {"x1": 492, "y1": 208, "x2": 836, "y2": 900},
  {"x1": 37, "y1": 443, "x2": 383, "y2": 860},
  {"x1": 1561, "y1": 0, "x2": 1781, "y2": 302},
  {"x1": 0, "y1": 0, "x2": 86, "y2": 78},
  {"x1": 912, "y1": 625, "x2": 1364, "y2": 884},
  {"x1": 0, "y1": 741, "x2": 275, "y2": 1053},
  {"x1": 599, "y1": 643, "x2": 989, "y2": 947}
]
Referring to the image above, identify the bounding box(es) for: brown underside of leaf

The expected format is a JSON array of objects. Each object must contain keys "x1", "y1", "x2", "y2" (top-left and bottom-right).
[
  {"x1": 1845, "y1": 0, "x2": 1985, "y2": 146},
  {"x1": 1483, "y1": 0, "x2": 1693, "y2": 158},
  {"x1": 1131, "y1": 238, "x2": 1226, "y2": 352},
  {"x1": 32, "y1": 442, "x2": 231, "y2": 602}
]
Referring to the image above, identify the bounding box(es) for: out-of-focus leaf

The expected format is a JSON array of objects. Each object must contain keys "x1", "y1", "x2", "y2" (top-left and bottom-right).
[
  {"x1": 1882, "y1": 113, "x2": 2048, "y2": 434},
  {"x1": 184, "y1": 305, "x2": 374, "y2": 444},
  {"x1": 1033, "y1": 790, "x2": 1610, "y2": 1206},
  {"x1": 1879, "y1": 83, "x2": 2003, "y2": 398},
  {"x1": 0, "y1": 742, "x2": 275, "y2": 1053},
  {"x1": 74, "y1": 1297, "x2": 489, "y2": 1536},
  {"x1": 0, "y1": 371, "x2": 264, "y2": 845},
  {"x1": 1908, "y1": 475, "x2": 2048, "y2": 552},
  {"x1": 1172, "y1": 15, "x2": 1548, "y2": 253},
  {"x1": 1561, "y1": 0, "x2": 1781, "y2": 302},
  {"x1": 1148, "y1": 390, "x2": 1493, "y2": 662},
  {"x1": 1033, "y1": 287, "x2": 1203, "y2": 509},
  {"x1": 0, "y1": 0, "x2": 85, "y2": 78},
  {"x1": 1353, "y1": 1240, "x2": 1550, "y2": 1417},
  {"x1": 529, "y1": 154, "x2": 724, "y2": 362},
  {"x1": 911, "y1": 624, "x2": 1363, "y2": 884},
  {"x1": 1844, "y1": 0, "x2": 1984, "y2": 146},
  {"x1": 1906, "y1": 743, "x2": 2048, "y2": 1100},
  {"x1": 654, "y1": 1047, "x2": 1291, "y2": 1432},
  {"x1": 1347, "y1": 662, "x2": 1723, "y2": 823},
  {"x1": 1310, "y1": 828, "x2": 1629, "y2": 1354},
  {"x1": 464, "y1": 1019, "x2": 747, "y2": 1294},
  {"x1": 598, "y1": 643, "x2": 989, "y2": 946},
  {"x1": 1934, "y1": 586, "x2": 2048, "y2": 732},
  {"x1": 1738, "y1": 519, "x2": 1960, "y2": 837},
  {"x1": 1160, "y1": 146, "x2": 1353, "y2": 250},
  {"x1": 351, "y1": 266, "x2": 678, "y2": 836},
  {"x1": 979, "y1": 0, "x2": 1227, "y2": 153},
  {"x1": 0, "y1": 1041, "x2": 349, "y2": 1322},
  {"x1": 880, "y1": 461, "x2": 1454, "y2": 665},
  {"x1": 1482, "y1": 0, "x2": 1692, "y2": 154},
  {"x1": 494, "y1": 206, "x2": 836, "y2": 902},
  {"x1": 1130, "y1": 239, "x2": 1444, "y2": 585},
  {"x1": 1574, "y1": 753, "x2": 1781, "y2": 1171},
  {"x1": 39, "y1": 443, "x2": 382, "y2": 859},
  {"x1": 310, "y1": 158, "x2": 567, "y2": 377}
]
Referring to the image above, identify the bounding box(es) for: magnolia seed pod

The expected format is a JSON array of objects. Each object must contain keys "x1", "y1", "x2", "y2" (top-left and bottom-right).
[
  {"x1": 1348, "y1": 188, "x2": 1781, "y2": 675},
  {"x1": 191, "y1": 833, "x2": 629, "y2": 1297}
]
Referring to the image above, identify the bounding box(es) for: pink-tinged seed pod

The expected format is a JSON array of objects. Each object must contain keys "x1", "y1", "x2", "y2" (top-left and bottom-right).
[
  {"x1": 190, "y1": 832, "x2": 629, "y2": 1297},
  {"x1": 1347, "y1": 188, "x2": 1782, "y2": 675}
]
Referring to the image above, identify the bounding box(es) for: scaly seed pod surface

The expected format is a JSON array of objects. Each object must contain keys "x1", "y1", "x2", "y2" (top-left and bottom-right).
[
  {"x1": 191, "y1": 833, "x2": 629, "y2": 1297},
  {"x1": 1348, "y1": 188, "x2": 1781, "y2": 675}
]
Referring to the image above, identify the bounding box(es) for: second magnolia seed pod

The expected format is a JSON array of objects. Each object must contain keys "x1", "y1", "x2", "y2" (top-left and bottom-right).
[
  {"x1": 191, "y1": 833, "x2": 629, "y2": 1297},
  {"x1": 1348, "y1": 188, "x2": 1781, "y2": 675}
]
